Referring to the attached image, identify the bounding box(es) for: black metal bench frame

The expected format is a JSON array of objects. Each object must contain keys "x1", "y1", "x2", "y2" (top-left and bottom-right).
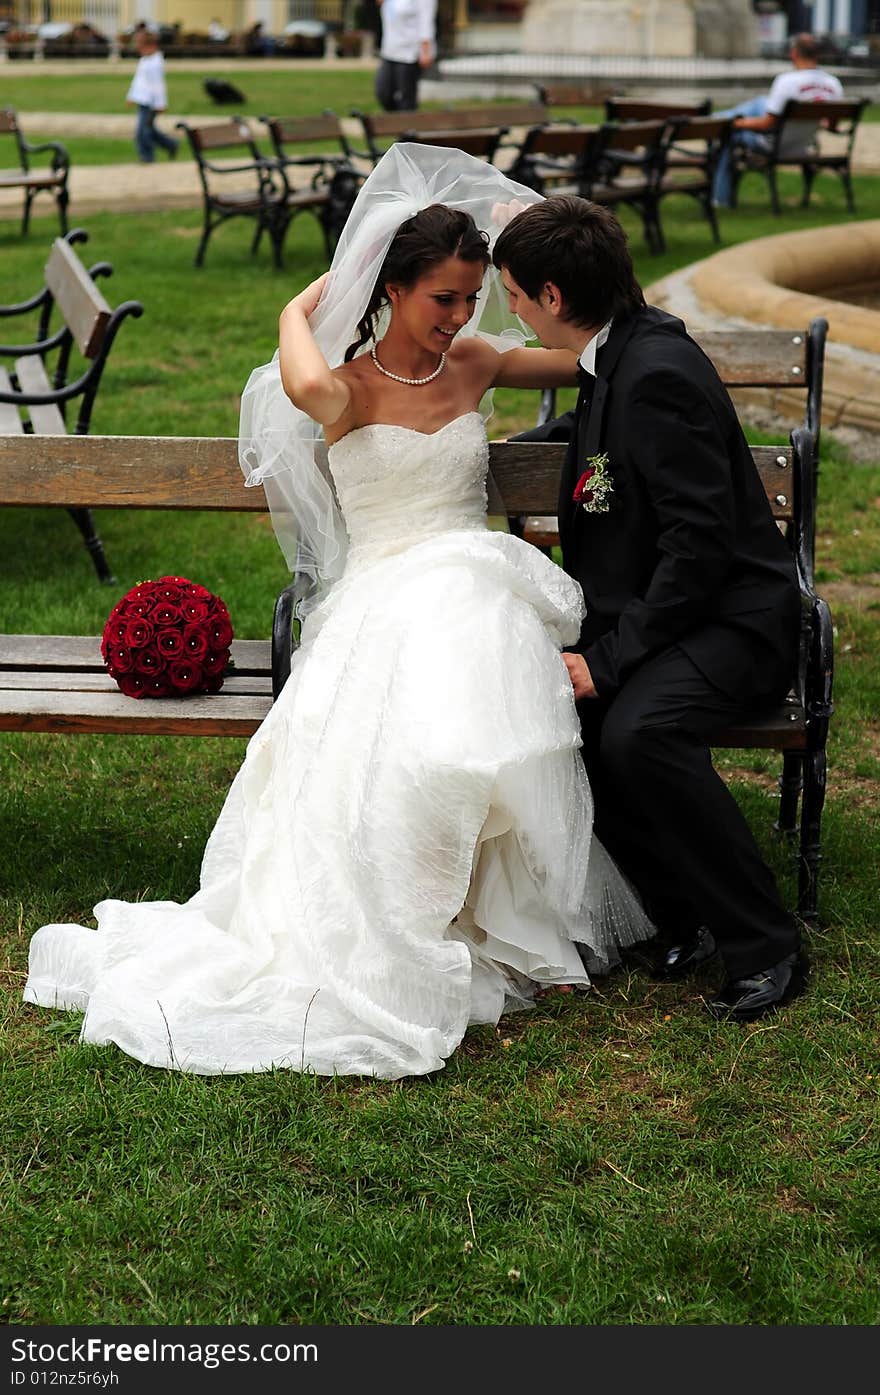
[
  {"x1": 730, "y1": 96, "x2": 869, "y2": 215},
  {"x1": 0, "y1": 107, "x2": 70, "y2": 236},
  {"x1": 0, "y1": 233, "x2": 143, "y2": 584}
]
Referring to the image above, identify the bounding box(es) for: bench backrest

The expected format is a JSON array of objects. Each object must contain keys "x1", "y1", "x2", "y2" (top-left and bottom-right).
[
  {"x1": 0, "y1": 433, "x2": 797, "y2": 527},
  {"x1": 537, "y1": 84, "x2": 610, "y2": 108},
  {"x1": 775, "y1": 97, "x2": 867, "y2": 157},
  {"x1": 0, "y1": 107, "x2": 27, "y2": 166},
  {"x1": 407, "y1": 128, "x2": 504, "y2": 160},
  {"x1": 261, "y1": 111, "x2": 352, "y2": 159},
  {"x1": 178, "y1": 119, "x2": 260, "y2": 157},
  {"x1": 598, "y1": 119, "x2": 667, "y2": 157},
  {"x1": 0, "y1": 238, "x2": 143, "y2": 437},
  {"x1": 519, "y1": 125, "x2": 601, "y2": 158},
  {"x1": 43, "y1": 237, "x2": 111, "y2": 360},
  {"x1": 606, "y1": 97, "x2": 712, "y2": 122}
]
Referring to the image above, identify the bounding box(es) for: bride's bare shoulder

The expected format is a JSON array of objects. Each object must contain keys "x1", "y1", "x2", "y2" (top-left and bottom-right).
[{"x1": 325, "y1": 354, "x2": 375, "y2": 445}]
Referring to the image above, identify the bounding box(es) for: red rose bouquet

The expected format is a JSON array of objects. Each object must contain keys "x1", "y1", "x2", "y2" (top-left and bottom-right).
[{"x1": 101, "y1": 576, "x2": 234, "y2": 699}]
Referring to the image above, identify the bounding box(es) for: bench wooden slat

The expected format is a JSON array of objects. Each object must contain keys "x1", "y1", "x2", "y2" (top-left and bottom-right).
[
  {"x1": 0, "y1": 634, "x2": 271, "y2": 672},
  {"x1": 0, "y1": 689, "x2": 271, "y2": 737},
  {"x1": 0, "y1": 670, "x2": 273, "y2": 696},
  {"x1": 0, "y1": 435, "x2": 795, "y2": 519},
  {"x1": 44, "y1": 237, "x2": 112, "y2": 359},
  {"x1": 191, "y1": 120, "x2": 254, "y2": 151},
  {"x1": 698, "y1": 330, "x2": 809, "y2": 386},
  {"x1": 13, "y1": 355, "x2": 66, "y2": 434},
  {"x1": 0, "y1": 367, "x2": 23, "y2": 432}
]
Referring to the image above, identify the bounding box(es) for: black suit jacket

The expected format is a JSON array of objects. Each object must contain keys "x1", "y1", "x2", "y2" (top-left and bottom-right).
[{"x1": 558, "y1": 306, "x2": 800, "y2": 699}]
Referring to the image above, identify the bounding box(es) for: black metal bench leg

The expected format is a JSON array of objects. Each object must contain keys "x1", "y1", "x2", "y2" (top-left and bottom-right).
[
  {"x1": 194, "y1": 213, "x2": 213, "y2": 267},
  {"x1": 840, "y1": 167, "x2": 856, "y2": 214},
  {"x1": 800, "y1": 164, "x2": 817, "y2": 208},
  {"x1": 703, "y1": 192, "x2": 721, "y2": 243},
  {"x1": 67, "y1": 507, "x2": 116, "y2": 585},
  {"x1": 22, "y1": 188, "x2": 34, "y2": 236},
  {"x1": 775, "y1": 750, "x2": 804, "y2": 837},
  {"x1": 797, "y1": 747, "x2": 826, "y2": 925},
  {"x1": 768, "y1": 167, "x2": 781, "y2": 215},
  {"x1": 57, "y1": 186, "x2": 69, "y2": 235}
]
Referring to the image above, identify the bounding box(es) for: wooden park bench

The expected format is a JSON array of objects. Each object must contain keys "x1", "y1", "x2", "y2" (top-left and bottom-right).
[
  {"x1": 0, "y1": 108, "x2": 71, "y2": 236},
  {"x1": 176, "y1": 117, "x2": 345, "y2": 268},
  {"x1": 258, "y1": 111, "x2": 364, "y2": 246},
  {"x1": 604, "y1": 97, "x2": 713, "y2": 123},
  {"x1": 0, "y1": 427, "x2": 833, "y2": 923},
  {"x1": 730, "y1": 96, "x2": 869, "y2": 215},
  {"x1": 350, "y1": 103, "x2": 548, "y2": 167},
  {"x1": 0, "y1": 234, "x2": 143, "y2": 584}
]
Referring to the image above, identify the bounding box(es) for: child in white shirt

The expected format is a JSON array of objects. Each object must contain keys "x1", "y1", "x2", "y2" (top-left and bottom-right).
[{"x1": 126, "y1": 29, "x2": 179, "y2": 164}]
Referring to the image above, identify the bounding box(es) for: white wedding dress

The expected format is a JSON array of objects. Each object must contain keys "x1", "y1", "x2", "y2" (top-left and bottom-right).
[{"x1": 24, "y1": 412, "x2": 653, "y2": 1079}]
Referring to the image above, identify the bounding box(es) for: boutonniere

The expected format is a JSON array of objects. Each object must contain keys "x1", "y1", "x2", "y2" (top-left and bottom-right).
[{"x1": 573, "y1": 453, "x2": 613, "y2": 513}]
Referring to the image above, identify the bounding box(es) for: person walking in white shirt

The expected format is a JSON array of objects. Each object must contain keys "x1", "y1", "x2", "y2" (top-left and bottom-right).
[
  {"x1": 712, "y1": 32, "x2": 843, "y2": 206},
  {"x1": 126, "y1": 28, "x2": 179, "y2": 164},
  {"x1": 375, "y1": 0, "x2": 437, "y2": 112}
]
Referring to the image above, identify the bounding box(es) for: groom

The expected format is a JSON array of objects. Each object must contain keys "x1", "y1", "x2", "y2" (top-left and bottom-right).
[{"x1": 493, "y1": 196, "x2": 806, "y2": 1023}]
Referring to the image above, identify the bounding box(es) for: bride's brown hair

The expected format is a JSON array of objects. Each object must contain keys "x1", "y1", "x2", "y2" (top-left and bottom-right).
[{"x1": 343, "y1": 204, "x2": 490, "y2": 363}]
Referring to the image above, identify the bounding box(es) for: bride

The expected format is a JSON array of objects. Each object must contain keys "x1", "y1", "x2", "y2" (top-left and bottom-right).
[{"x1": 24, "y1": 144, "x2": 653, "y2": 1079}]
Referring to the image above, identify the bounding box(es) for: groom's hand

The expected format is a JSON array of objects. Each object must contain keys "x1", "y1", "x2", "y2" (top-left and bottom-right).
[{"x1": 563, "y1": 652, "x2": 598, "y2": 700}]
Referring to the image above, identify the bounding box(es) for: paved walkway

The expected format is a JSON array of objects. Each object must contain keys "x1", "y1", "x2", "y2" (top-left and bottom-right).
[{"x1": 2, "y1": 108, "x2": 879, "y2": 222}]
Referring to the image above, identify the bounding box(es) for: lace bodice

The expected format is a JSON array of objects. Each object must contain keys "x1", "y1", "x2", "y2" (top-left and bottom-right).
[{"x1": 328, "y1": 411, "x2": 488, "y2": 565}]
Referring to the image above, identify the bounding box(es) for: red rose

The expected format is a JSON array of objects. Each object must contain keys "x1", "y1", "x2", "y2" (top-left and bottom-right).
[
  {"x1": 151, "y1": 602, "x2": 182, "y2": 625},
  {"x1": 157, "y1": 628, "x2": 184, "y2": 657},
  {"x1": 134, "y1": 648, "x2": 166, "y2": 675},
  {"x1": 183, "y1": 625, "x2": 210, "y2": 660},
  {"x1": 181, "y1": 600, "x2": 210, "y2": 623},
  {"x1": 201, "y1": 649, "x2": 228, "y2": 675},
  {"x1": 572, "y1": 467, "x2": 596, "y2": 503},
  {"x1": 117, "y1": 673, "x2": 147, "y2": 698},
  {"x1": 168, "y1": 659, "x2": 206, "y2": 693},
  {"x1": 209, "y1": 616, "x2": 234, "y2": 649},
  {"x1": 124, "y1": 618, "x2": 154, "y2": 649},
  {"x1": 108, "y1": 644, "x2": 133, "y2": 673}
]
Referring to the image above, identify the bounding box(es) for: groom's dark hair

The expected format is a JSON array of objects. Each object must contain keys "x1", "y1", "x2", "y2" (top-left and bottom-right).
[{"x1": 492, "y1": 196, "x2": 645, "y2": 328}]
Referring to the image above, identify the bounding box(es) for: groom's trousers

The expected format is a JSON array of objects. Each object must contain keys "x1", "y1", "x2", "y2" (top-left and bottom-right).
[{"x1": 577, "y1": 636, "x2": 801, "y2": 979}]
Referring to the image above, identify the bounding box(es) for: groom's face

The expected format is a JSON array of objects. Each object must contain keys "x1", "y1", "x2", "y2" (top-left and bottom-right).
[{"x1": 499, "y1": 270, "x2": 565, "y2": 349}]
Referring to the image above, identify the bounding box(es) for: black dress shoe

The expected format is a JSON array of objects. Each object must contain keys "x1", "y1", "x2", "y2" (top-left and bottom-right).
[
  {"x1": 706, "y1": 951, "x2": 807, "y2": 1023},
  {"x1": 651, "y1": 925, "x2": 718, "y2": 980}
]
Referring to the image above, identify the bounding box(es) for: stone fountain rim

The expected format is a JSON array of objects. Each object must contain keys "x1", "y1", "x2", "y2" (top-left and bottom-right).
[{"x1": 685, "y1": 219, "x2": 880, "y2": 354}]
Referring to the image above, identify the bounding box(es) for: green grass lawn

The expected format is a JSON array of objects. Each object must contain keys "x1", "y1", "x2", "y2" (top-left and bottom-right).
[{"x1": 1, "y1": 130, "x2": 878, "y2": 1326}]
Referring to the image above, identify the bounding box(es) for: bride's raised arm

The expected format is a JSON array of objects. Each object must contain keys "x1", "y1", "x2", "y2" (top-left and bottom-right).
[
  {"x1": 463, "y1": 335, "x2": 579, "y2": 392},
  {"x1": 279, "y1": 272, "x2": 352, "y2": 428},
  {"x1": 490, "y1": 343, "x2": 579, "y2": 390}
]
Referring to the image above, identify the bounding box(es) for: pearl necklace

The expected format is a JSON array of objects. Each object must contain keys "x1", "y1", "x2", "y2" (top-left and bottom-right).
[{"x1": 370, "y1": 345, "x2": 446, "y2": 386}]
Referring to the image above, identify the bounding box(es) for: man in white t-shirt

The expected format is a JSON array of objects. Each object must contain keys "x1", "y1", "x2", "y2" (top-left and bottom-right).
[
  {"x1": 125, "y1": 28, "x2": 179, "y2": 164},
  {"x1": 712, "y1": 32, "x2": 843, "y2": 206},
  {"x1": 375, "y1": 0, "x2": 437, "y2": 112}
]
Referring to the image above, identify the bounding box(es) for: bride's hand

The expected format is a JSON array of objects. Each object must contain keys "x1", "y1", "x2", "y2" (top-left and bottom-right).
[
  {"x1": 490, "y1": 198, "x2": 529, "y2": 230},
  {"x1": 292, "y1": 272, "x2": 331, "y2": 319}
]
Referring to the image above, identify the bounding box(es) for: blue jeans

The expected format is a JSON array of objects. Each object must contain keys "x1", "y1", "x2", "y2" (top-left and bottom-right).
[
  {"x1": 134, "y1": 105, "x2": 178, "y2": 163},
  {"x1": 712, "y1": 97, "x2": 772, "y2": 205}
]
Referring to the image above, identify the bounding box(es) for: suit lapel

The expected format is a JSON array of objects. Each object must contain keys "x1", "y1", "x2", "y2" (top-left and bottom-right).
[{"x1": 559, "y1": 313, "x2": 643, "y2": 552}]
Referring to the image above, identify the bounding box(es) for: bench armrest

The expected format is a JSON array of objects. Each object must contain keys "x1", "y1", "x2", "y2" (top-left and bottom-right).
[
  {"x1": 271, "y1": 571, "x2": 313, "y2": 700},
  {"x1": 23, "y1": 139, "x2": 70, "y2": 171}
]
